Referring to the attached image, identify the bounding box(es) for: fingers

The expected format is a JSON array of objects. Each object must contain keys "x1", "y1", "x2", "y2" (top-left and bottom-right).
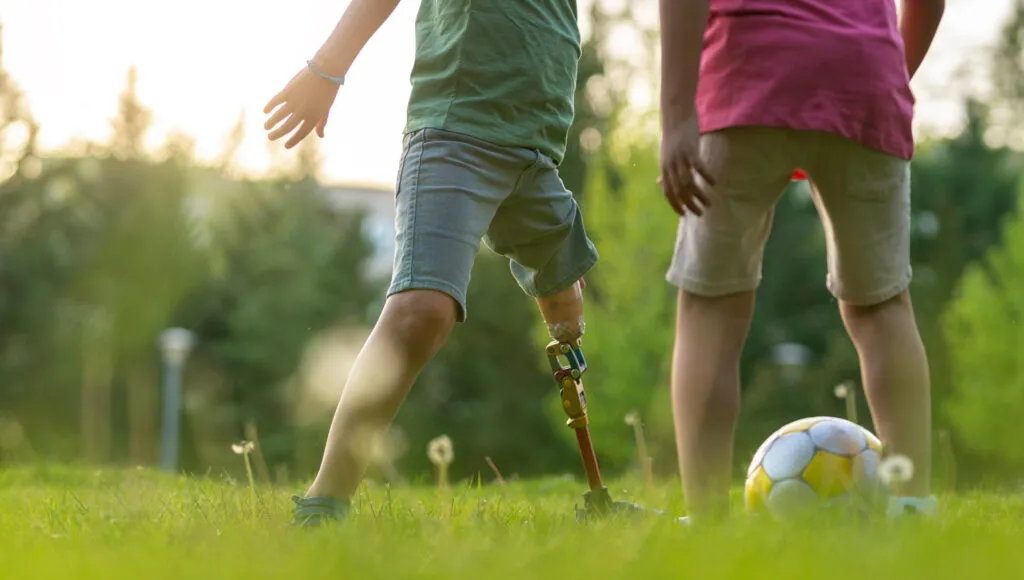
[
  {"x1": 672, "y1": 160, "x2": 706, "y2": 216},
  {"x1": 690, "y1": 156, "x2": 717, "y2": 189},
  {"x1": 268, "y1": 115, "x2": 302, "y2": 142},
  {"x1": 264, "y1": 105, "x2": 292, "y2": 132},
  {"x1": 264, "y1": 91, "x2": 286, "y2": 116},
  {"x1": 660, "y1": 159, "x2": 713, "y2": 217},
  {"x1": 264, "y1": 70, "x2": 302, "y2": 114},
  {"x1": 316, "y1": 111, "x2": 329, "y2": 138},
  {"x1": 669, "y1": 160, "x2": 701, "y2": 216},
  {"x1": 285, "y1": 119, "x2": 316, "y2": 149},
  {"x1": 661, "y1": 167, "x2": 687, "y2": 217},
  {"x1": 683, "y1": 166, "x2": 710, "y2": 216}
]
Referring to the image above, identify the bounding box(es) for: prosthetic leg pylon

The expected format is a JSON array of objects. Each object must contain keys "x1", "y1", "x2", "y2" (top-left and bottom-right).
[{"x1": 546, "y1": 339, "x2": 665, "y2": 522}]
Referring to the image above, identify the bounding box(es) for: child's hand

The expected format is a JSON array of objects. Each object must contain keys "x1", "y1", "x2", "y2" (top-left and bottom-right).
[
  {"x1": 263, "y1": 66, "x2": 341, "y2": 149},
  {"x1": 658, "y1": 115, "x2": 714, "y2": 217}
]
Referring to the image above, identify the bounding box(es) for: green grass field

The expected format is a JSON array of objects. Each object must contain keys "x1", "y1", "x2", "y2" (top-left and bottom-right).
[{"x1": 0, "y1": 465, "x2": 1016, "y2": 579}]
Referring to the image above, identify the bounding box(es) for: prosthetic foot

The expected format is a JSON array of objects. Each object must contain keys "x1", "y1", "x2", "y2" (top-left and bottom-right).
[{"x1": 545, "y1": 339, "x2": 665, "y2": 522}]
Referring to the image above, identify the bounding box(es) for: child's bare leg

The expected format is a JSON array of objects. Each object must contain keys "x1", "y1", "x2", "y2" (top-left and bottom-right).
[
  {"x1": 305, "y1": 289, "x2": 457, "y2": 500},
  {"x1": 807, "y1": 133, "x2": 932, "y2": 502},
  {"x1": 840, "y1": 290, "x2": 931, "y2": 496},
  {"x1": 671, "y1": 289, "x2": 755, "y2": 522}
]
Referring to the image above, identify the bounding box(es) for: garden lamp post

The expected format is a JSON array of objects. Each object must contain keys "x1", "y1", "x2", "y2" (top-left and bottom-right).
[{"x1": 158, "y1": 327, "x2": 195, "y2": 472}]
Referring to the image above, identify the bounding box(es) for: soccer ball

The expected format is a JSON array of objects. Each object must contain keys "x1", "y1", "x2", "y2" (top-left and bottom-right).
[{"x1": 744, "y1": 416, "x2": 884, "y2": 520}]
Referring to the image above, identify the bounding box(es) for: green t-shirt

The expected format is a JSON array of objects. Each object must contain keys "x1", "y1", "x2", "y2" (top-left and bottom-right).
[{"x1": 404, "y1": 0, "x2": 581, "y2": 165}]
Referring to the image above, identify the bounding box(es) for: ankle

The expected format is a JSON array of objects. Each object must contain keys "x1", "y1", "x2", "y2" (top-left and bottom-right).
[{"x1": 305, "y1": 478, "x2": 352, "y2": 503}]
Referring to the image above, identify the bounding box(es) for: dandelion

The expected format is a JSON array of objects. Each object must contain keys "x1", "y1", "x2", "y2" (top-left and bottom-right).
[
  {"x1": 624, "y1": 411, "x2": 640, "y2": 427},
  {"x1": 833, "y1": 381, "x2": 858, "y2": 423},
  {"x1": 878, "y1": 454, "x2": 914, "y2": 492},
  {"x1": 427, "y1": 435, "x2": 454, "y2": 489},
  {"x1": 231, "y1": 440, "x2": 258, "y2": 514},
  {"x1": 232, "y1": 441, "x2": 255, "y2": 455},
  {"x1": 624, "y1": 410, "x2": 654, "y2": 492}
]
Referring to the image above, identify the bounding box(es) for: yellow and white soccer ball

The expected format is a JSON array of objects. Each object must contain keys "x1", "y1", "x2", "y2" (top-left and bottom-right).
[{"x1": 745, "y1": 416, "x2": 884, "y2": 519}]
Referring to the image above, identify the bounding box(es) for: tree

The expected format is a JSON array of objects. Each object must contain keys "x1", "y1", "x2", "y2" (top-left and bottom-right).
[
  {"x1": 942, "y1": 178, "x2": 1024, "y2": 475},
  {"x1": 109, "y1": 67, "x2": 151, "y2": 160},
  {"x1": 176, "y1": 175, "x2": 376, "y2": 472},
  {"x1": 0, "y1": 24, "x2": 39, "y2": 181},
  {"x1": 558, "y1": 0, "x2": 631, "y2": 203}
]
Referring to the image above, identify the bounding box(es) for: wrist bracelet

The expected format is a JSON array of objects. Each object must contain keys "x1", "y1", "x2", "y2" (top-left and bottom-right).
[{"x1": 306, "y1": 60, "x2": 345, "y2": 86}]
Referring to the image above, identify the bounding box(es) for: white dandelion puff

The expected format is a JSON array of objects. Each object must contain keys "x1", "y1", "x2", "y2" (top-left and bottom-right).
[
  {"x1": 624, "y1": 410, "x2": 640, "y2": 427},
  {"x1": 231, "y1": 440, "x2": 255, "y2": 455},
  {"x1": 427, "y1": 435, "x2": 454, "y2": 465},
  {"x1": 878, "y1": 454, "x2": 914, "y2": 487},
  {"x1": 427, "y1": 435, "x2": 454, "y2": 490},
  {"x1": 834, "y1": 383, "x2": 849, "y2": 399}
]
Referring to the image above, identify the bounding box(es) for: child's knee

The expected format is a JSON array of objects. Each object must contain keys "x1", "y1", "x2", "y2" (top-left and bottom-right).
[
  {"x1": 383, "y1": 290, "x2": 458, "y2": 347},
  {"x1": 840, "y1": 290, "x2": 915, "y2": 337}
]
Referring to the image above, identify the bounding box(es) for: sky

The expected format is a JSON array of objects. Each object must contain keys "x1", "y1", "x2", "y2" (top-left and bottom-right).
[{"x1": 1, "y1": 0, "x2": 1014, "y2": 187}]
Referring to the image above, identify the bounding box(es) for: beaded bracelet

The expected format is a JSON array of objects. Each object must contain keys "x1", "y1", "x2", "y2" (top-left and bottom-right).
[{"x1": 306, "y1": 60, "x2": 345, "y2": 85}]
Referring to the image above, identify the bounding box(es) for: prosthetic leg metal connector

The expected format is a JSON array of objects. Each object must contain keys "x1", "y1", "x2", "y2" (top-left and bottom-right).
[{"x1": 546, "y1": 339, "x2": 665, "y2": 522}]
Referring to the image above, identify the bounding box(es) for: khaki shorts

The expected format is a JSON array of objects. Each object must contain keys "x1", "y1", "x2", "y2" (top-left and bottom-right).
[{"x1": 666, "y1": 127, "x2": 911, "y2": 305}]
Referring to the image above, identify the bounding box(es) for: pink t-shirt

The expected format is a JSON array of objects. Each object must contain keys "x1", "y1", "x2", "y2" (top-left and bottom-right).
[{"x1": 697, "y1": 0, "x2": 915, "y2": 161}]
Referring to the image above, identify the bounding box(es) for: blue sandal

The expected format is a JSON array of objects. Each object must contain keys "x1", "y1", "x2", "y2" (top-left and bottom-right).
[{"x1": 290, "y1": 495, "x2": 350, "y2": 527}]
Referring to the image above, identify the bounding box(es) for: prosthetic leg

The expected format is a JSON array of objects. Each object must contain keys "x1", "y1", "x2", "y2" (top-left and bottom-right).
[{"x1": 539, "y1": 281, "x2": 663, "y2": 521}]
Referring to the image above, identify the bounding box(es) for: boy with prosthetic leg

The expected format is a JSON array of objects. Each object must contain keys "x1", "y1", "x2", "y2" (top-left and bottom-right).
[{"x1": 265, "y1": 0, "x2": 654, "y2": 526}]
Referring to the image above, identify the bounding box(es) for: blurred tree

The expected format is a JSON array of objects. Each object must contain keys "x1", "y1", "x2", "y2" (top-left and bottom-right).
[
  {"x1": 942, "y1": 178, "x2": 1024, "y2": 479},
  {"x1": 292, "y1": 133, "x2": 324, "y2": 183},
  {"x1": 558, "y1": 0, "x2": 629, "y2": 204},
  {"x1": 0, "y1": 26, "x2": 79, "y2": 461},
  {"x1": 216, "y1": 111, "x2": 247, "y2": 174},
  {"x1": 991, "y1": 0, "x2": 1024, "y2": 144},
  {"x1": 109, "y1": 67, "x2": 151, "y2": 161},
  {"x1": 904, "y1": 103, "x2": 1019, "y2": 450},
  {"x1": 56, "y1": 68, "x2": 207, "y2": 464},
  {"x1": 0, "y1": 24, "x2": 39, "y2": 181},
  {"x1": 176, "y1": 170, "x2": 377, "y2": 472}
]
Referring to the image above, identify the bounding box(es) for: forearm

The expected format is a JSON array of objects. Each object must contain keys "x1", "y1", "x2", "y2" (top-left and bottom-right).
[
  {"x1": 900, "y1": 0, "x2": 944, "y2": 80},
  {"x1": 659, "y1": 0, "x2": 710, "y2": 127},
  {"x1": 312, "y1": 0, "x2": 403, "y2": 77}
]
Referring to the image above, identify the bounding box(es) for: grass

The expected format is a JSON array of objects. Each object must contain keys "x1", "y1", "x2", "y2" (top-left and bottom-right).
[{"x1": 0, "y1": 464, "x2": 1018, "y2": 579}]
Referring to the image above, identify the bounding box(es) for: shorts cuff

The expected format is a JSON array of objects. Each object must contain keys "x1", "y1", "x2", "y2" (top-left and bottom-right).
[
  {"x1": 387, "y1": 278, "x2": 469, "y2": 322},
  {"x1": 528, "y1": 250, "x2": 599, "y2": 299},
  {"x1": 665, "y1": 272, "x2": 760, "y2": 296},
  {"x1": 827, "y1": 271, "x2": 912, "y2": 306}
]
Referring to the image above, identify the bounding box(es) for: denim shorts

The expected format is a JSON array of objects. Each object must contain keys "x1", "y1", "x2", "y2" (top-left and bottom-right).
[{"x1": 387, "y1": 128, "x2": 598, "y2": 321}]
